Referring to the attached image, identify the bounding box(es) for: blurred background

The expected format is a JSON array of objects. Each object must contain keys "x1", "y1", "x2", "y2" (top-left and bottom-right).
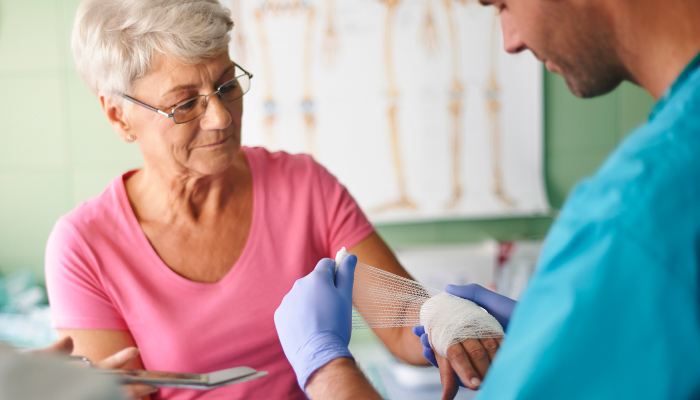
[{"x1": 0, "y1": 0, "x2": 654, "y2": 398}]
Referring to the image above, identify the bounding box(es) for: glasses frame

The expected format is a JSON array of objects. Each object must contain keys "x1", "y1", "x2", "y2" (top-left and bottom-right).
[{"x1": 122, "y1": 63, "x2": 254, "y2": 124}]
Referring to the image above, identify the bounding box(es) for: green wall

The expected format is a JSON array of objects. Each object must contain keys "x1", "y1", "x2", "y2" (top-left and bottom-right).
[
  {"x1": 0, "y1": 0, "x2": 655, "y2": 279},
  {"x1": 0, "y1": 0, "x2": 144, "y2": 278}
]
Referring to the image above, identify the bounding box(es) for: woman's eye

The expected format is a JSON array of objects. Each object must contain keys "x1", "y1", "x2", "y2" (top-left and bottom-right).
[
  {"x1": 220, "y1": 81, "x2": 238, "y2": 94},
  {"x1": 178, "y1": 98, "x2": 198, "y2": 111}
]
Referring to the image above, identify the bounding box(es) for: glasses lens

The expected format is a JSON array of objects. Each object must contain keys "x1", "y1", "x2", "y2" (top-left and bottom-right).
[
  {"x1": 173, "y1": 96, "x2": 205, "y2": 124},
  {"x1": 219, "y1": 74, "x2": 251, "y2": 103}
]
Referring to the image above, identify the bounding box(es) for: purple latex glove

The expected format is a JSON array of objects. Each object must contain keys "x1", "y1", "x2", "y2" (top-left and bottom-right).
[
  {"x1": 445, "y1": 283, "x2": 516, "y2": 331},
  {"x1": 412, "y1": 325, "x2": 439, "y2": 367},
  {"x1": 274, "y1": 255, "x2": 357, "y2": 390},
  {"x1": 413, "y1": 284, "x2": 517, "y2": 378}
]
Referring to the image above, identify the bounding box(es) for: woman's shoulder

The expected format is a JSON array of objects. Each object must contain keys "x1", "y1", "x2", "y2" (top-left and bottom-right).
[
  {"x1": 244, "y1": 146, "x2": 317, "y2": 167},
  {"x1": 57, "y1": 173, "x2": 131, "y2": 235},
  {"x1": 244, "y1": 146, "x2": 328, "y2": 178}
]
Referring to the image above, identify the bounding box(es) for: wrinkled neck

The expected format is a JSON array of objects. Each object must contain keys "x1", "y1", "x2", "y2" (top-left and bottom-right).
[{"x1": 126, "y1": 151, "x2": 248, "y2": 223}]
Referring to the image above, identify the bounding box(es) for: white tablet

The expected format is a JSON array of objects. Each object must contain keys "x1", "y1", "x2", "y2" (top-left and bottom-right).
[{"x1": 101, "y1": 366, "x2": 268, "y2": 389}]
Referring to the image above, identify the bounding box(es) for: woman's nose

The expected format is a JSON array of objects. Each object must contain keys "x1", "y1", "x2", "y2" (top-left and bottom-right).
[{"x1": 200, "y1": 94, "x2": 232, "y2": 130}]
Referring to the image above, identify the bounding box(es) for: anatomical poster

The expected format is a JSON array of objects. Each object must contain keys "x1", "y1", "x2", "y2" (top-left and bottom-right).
[{"x1": 226, "y1": 0, "x2": 549, "y2": 223}]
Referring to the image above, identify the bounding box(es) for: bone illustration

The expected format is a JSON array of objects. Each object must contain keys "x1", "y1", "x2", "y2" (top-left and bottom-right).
[
  {"x1": 321, "y1": 0, "x2": 340, "y2": 67},
  {"x1": 230, "y1": 0, "x2": 248, "y2": 66},
  {"x1": 442, "y1": 0, "x2": 466, "y2": 209},
  {"x1": 373, "y1": 0, "x2": 419, "y2": 214},
  {"x1": 420, "y1": 0, "x2": 439, "y2": 55},
  {"x1": 485, "y1": 10, "x2": 516, "y2": 207},
  {"x1": 253, "y1": 1, "x2": 318, "y2": 156}
]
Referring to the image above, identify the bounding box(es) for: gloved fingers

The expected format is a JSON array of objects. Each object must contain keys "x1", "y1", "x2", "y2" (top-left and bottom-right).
[
  {"x1": 419, "y1": 332, "x2": 438, "y2": 367},
  {"x1": 478, "y1": 337, "x2": 501, "y2": 362},
  {"x1": 312, "y1": 258, "x2": 337, "y2": 282},
  {"x1": 445, "y1": 283, "x2": 516, "y2": 331},
  {"x1": 422, "y1": 347, "x2": 438, "y2": 368},
  {"x1": 435, "y1": 351, "x2": 460, "y2": 400},
  {"x1": 444, "y1": 341, "x2": 483, "y2": 390},
  {"x1": 445, "y1": 283, "x2": 514, "y2": 312},
  {"x1": 412, "y1": 325, "x2": 425, "y2": 337},
  {"x1": 444, "y1": 283, "x2": 482, "y2": 301},
  {"x1": 420, "y1": 333, "x2": 431, "y2": 349},
  {"x1": 335, "y1": 254, "x2": 357, "y2": 296}
]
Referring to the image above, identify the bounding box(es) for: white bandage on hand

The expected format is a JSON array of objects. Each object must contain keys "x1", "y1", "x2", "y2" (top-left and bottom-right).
[{"x1": 336, "y1": 248, "x2": 504, "y2": 357}]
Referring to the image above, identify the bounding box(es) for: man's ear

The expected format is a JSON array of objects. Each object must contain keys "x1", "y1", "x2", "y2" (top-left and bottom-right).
[{"x1": 100, "y1": 95, "x2": 133, "y2": 142}]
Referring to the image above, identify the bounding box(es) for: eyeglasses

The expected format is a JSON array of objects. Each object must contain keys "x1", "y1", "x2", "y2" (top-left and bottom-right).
[{"x1": 123, "y1": 63, "x2": 253, "y2": 124}]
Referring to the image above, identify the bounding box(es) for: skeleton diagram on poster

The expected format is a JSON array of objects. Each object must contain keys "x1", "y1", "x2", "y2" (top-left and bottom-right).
[{"x1": 226, "y1": 0, "x2": 549, "y2": 223}]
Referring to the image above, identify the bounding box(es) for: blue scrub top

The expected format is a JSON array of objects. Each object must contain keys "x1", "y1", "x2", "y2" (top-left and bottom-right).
[{"x1": 479, "y1": 54, "x2": 700, "y2": 399}]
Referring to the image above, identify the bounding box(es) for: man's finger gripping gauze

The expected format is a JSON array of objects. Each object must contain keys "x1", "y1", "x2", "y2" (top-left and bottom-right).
[{"x1": 335, "y1": 248, "x2": 504, "y2": 357}]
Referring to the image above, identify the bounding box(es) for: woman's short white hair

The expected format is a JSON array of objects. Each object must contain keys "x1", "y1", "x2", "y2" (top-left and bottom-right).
[{"x1": 72, "y1": 0, "x2": 233, "y2": 97}]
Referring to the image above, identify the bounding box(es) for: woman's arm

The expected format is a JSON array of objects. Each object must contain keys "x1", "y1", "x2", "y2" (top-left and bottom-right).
[
  {"x1": 347, "y1": 232, "x2": 429, "y2": 365},
  {"x1": 348, "y1": 233, "x2": 502, "y2": 390},
  {"x1": 58, "y1": 328, "x2": 152, "y2": 400}
]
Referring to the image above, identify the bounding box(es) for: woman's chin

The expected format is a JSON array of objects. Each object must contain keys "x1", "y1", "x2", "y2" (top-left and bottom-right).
[{"x1": 188, "y1": 148, "x2": 240, "y2": 176}]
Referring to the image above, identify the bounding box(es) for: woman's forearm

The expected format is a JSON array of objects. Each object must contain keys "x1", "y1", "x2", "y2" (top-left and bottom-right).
[
  {"x1": 396, "y1": 326, "x2": 432, "y2": 365},
  {"x1": 372, "y1": 326, "x2": 431, "y2": 365}
]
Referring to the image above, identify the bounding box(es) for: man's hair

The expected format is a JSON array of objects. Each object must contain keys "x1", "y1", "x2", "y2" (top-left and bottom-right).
[{"x1": 72, "y1": 0, "x2": 233, "y2": 97}]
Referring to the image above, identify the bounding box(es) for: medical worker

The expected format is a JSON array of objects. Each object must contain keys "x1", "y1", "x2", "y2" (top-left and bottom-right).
[{"x1": 274, "y1": 0, "x2": 700, "y2": 398}]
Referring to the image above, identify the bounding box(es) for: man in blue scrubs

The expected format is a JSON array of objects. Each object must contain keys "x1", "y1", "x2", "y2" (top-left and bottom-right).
[{"x1": 274, "y1": 0, "x2": 700, "y2": 398}]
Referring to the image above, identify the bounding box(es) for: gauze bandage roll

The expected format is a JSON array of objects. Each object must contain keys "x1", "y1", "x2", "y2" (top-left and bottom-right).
[{"x1": 335, "y1": 248, "x2": 504, "y2": 358}]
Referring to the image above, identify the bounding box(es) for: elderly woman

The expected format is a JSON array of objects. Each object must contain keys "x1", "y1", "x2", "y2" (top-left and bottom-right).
[{"x1": 44, "y1": 0, "x2": 440, "y2": 399}]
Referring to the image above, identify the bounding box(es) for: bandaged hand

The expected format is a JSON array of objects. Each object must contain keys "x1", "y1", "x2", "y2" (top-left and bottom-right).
[
  {"x1": 274, "y1": 255, "x2": 357, "y2": 391},
  {"x1": 446, "y1": 284, "x2": 516, "y2": 331},
  {"x1": 413, "y1": 284, "x2": 516, "y2": 398}
]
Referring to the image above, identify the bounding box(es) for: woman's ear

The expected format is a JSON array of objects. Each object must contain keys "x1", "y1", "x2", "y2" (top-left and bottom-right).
[{"x1": 100, "y1": 95, "x2": 134, "y2": 143}]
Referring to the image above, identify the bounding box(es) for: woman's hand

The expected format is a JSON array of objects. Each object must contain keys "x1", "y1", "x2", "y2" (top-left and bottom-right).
[
  {"x1": 57, "y1": 329, "x2": 156, "y2": 399},
  {"x1": 413, "y1": 284, "x2": 517, "y2": 399},
  {"x1": 33, "y1": 336, "x2": 157, "y2": 400},
  {"x1": 95, "y1": 347, "x2": 158, "y2": 399},
  {"x1": 413, "y1": 327, "x2": 502, "y2": 391},
  {"x1": 29, "y1": 335, "x2": 74, "y2": 355}
]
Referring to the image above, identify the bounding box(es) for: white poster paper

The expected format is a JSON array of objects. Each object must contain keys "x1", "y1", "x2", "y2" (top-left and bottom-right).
[{"x1": 227, "y1": 0, "x2": 548, "y2": 223}]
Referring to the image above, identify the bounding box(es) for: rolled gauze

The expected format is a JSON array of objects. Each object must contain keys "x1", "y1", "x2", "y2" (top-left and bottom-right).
[{"x1": 335, "y1": 247, "x2": 504, "y2": 358}]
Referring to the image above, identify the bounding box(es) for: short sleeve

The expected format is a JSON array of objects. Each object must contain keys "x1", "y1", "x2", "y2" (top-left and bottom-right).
[
  {"x1": 45, "y1": 218, "x2": 128, "y2": 330},
  {"x1": 313, "y1": 162, "x2": 375, "y2": 256}
]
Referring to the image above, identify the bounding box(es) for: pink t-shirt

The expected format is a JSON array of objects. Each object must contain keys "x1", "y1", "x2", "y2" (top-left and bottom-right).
[{"x1": 45, "y1": 147, "x2": 375, "y2": 400}]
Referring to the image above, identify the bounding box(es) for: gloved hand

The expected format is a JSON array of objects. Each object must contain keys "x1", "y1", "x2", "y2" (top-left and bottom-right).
[
  {"x1": 413, "y1": 284, "x2": 517, "y2": 393},
  {"x1": 445, "y1": 283, "x2": 516, "y2": 331},
  {"x1": 412, "y1": 325, "x2": 439, "y2": 368},
  {"x1": 274, "y1": 255, "x2": 357, "y2": 391}
]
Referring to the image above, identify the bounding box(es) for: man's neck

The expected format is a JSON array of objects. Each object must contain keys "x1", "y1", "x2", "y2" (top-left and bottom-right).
[{"x1": 614, "y1": 0, "x2": 700, "y2": 100}]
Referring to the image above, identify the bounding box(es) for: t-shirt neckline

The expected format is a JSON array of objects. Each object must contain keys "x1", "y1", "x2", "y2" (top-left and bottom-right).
[{"x1": 115, "y1": 146, "x2": 259, "y2": 290}]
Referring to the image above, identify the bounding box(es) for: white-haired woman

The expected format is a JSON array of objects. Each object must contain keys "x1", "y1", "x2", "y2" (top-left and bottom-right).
[{"x1": 42, "y1": 0, "x2": 461, "y2": 399}]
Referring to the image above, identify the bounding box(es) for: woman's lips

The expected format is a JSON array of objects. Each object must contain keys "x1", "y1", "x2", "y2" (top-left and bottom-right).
[{"x1": 199, "y1": 135, "x2": 232, "y2": 148}]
